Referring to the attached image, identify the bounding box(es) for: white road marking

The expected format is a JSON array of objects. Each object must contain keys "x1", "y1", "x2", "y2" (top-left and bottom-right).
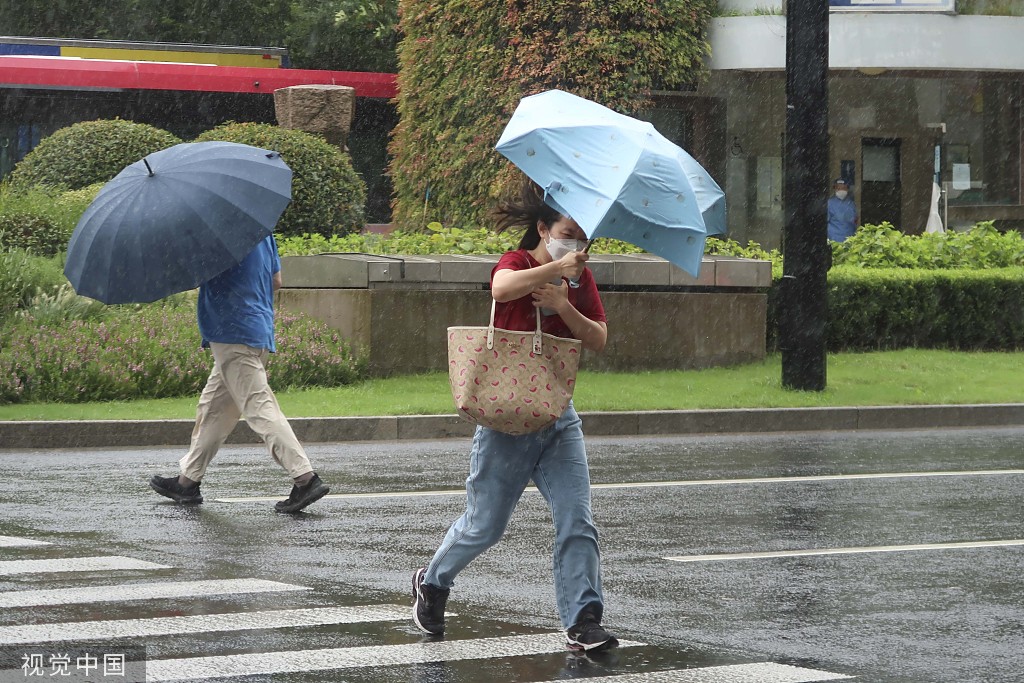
[
  {"x1": 536, "y1": 663, "x2": 852, "y2": 682},
  {"x1": 0, "y1": 556, "x2": 170, "y2": 576},
  {"x1": 666, "y1": 539, "x2": 1024, "y2": 563},
  {"x1": 216, "y1": 469, "x2": 1024, "y2": 503},
  {"x1": 0, "y1": 605, "x2": 415, "y2": 645},
  {"x1": 0, "y1": 536, "x2": 49, "y2": 548},
  {"x1": 144, "y1": 633, "x2": 643, "y2": 682},
  {"x1": 0, "y1": 578, "x2": 309, "y2": 609}
]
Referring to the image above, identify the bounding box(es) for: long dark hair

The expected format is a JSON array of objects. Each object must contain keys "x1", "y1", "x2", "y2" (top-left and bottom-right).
[{"x1": 493, "y1": 178, "x2": 563, "y2": 250}]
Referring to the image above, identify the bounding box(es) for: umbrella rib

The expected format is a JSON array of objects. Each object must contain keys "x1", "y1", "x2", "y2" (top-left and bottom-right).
[
  {"x1": 157, "y1": 180, "x2": 247, "y2": 288},
  {"x1": 166, "y1": 172, "x2": 289, "y2": 233}
]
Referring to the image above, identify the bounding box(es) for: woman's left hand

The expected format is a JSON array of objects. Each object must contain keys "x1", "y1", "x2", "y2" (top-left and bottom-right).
[{"x1": 531, "y1": 280, "x2": 569, "y2": 313}]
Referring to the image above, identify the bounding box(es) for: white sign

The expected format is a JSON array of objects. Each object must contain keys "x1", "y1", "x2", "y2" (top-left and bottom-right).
[{"x1": 952, "y1": 163, "x2": 971, "y2": 190}]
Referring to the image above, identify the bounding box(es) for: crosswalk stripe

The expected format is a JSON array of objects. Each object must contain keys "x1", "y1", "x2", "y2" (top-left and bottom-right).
[
  {"x1": 0, "y1": 578, "x2": 309, "y2": 609},
  {"x1": 145, "y1": 633, "x2": 644, "y2": 682},
  {"x1": 0, "y1": 605, "x2": 414, "y2": 645},
  {"x1": 215, "y1": 468, "x2": 1024, "y2": 503},
  {"x1": 534, "y1": 663, "x2": 852, "y2": 682},
  {"x1": 0, "y1": 536, "x2": 49, "y2": 548},
  {"x1": 0, "y1": 556, "x2": 170, "y2": 576},
  {"x1": 666, "y1": 538, "x2": 1024, "y2": 562}
]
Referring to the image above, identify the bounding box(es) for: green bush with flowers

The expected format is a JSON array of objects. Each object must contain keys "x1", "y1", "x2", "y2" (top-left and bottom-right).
[{"x1": 0, "y1": 301, "x2": 365, "y2": 404}]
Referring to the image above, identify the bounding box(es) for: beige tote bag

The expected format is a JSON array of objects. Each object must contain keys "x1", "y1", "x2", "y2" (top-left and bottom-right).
[{"x1": 448, "y1": 299, "x2": 581, "y2": 435}]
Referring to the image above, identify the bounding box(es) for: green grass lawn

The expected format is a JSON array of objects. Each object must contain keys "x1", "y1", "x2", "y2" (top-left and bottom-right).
[{"x1": 1, "y1": 350, "x2": 1021, "y2": 422}]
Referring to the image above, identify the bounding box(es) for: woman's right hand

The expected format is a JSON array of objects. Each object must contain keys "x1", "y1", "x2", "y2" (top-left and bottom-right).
[{"x1": 557, "y1": 251, "x2": 588, "y2": 281}]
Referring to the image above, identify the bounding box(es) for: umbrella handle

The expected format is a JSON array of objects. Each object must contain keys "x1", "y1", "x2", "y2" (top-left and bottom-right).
[{"x1": 565, "y1": 240, "x2": 594, "y2": 288}]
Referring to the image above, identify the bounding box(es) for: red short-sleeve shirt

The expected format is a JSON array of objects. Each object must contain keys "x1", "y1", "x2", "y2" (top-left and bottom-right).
[{"x1": 491, "y1": 249, "x2": 607, "y2": 339}]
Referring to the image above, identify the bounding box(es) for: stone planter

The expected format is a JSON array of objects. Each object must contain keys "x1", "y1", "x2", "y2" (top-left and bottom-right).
[{"x1": 278, "y1": 254, "x2": 772, "y2": 376}]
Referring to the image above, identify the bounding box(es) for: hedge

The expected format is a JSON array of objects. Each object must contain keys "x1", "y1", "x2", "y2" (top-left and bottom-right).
[
  {"x1": 766, "y1": 266, "x2": 1024, "y2": 352},
  {"x1": 825, "y1": 267, "x2": 1024, "y2": 350}
]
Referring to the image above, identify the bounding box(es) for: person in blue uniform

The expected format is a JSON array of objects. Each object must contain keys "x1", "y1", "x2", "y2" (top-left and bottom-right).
[{"x1": 827, "y1": 178, "x2": 859, "y2": 243}]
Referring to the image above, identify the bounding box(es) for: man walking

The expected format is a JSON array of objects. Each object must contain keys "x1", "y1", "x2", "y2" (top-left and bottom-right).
[{"x1": 149, "y1": 234, "x2": 330, "y2": 513}]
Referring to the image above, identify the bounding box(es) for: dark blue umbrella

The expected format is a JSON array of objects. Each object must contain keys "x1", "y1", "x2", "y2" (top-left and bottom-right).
[{"x1": 65, "y1": 141, "x2": 292, "y2": 304}]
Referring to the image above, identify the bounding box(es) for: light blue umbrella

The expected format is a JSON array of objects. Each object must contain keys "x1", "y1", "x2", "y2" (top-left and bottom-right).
[
  {"x1": 495, "y1": 89, "x2": 726, "y2": 277},
  {"x1": 65, "y1": 141, "x2": 292, "y2": 304}
]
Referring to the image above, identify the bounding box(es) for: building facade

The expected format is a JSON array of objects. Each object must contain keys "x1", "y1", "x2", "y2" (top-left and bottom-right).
[{"x1": 649, "y1": 1, "x2": 1024, "y2": 249}]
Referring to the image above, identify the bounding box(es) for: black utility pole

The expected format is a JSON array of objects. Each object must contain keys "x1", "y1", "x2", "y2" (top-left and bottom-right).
[{"x1": 779, "y1": 0, "x2": 830, "y2": 391}]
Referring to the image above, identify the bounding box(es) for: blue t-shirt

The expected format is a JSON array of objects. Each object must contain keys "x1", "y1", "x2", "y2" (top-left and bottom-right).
[
  {"x1": 827, "y1": 196, "x2": 858, "y2": 242},
  {"x1": 197, "y1": 235, "x2": 280, "y2": 352}
]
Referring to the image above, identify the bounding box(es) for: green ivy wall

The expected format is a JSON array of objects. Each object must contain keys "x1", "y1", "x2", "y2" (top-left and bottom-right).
[{"x1": 389, "y1": 0, "x2": 716, "y2": 230}]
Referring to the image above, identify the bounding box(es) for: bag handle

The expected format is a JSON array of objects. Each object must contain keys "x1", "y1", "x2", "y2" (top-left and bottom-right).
[{"x1": 487, "y1": 298, "x2": 543, "y2": 355}]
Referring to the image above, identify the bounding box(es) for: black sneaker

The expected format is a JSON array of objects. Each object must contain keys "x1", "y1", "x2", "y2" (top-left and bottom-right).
[
  {"x1": 566, "y1": 615, "x2": 619, "y2": 653},
  {"x1": 149, "y1": 475, "x2": 203, "y2": 504},
  {"x1": 274, "y1": 473, "x2": 330, "y2": 513},
  {"x1": 412, "y1": 567, "x2": 449, "y2": 636}
]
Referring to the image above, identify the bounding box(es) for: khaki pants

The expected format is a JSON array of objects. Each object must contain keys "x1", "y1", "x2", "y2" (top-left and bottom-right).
[{"x1": 179, "y1": 342, "x2": 313, "y2": 482}]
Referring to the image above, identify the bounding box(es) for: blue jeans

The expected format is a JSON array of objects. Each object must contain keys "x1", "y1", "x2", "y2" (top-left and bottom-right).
[{"x1": 423, "y1": 403, "x2": 604, "y2": 629}]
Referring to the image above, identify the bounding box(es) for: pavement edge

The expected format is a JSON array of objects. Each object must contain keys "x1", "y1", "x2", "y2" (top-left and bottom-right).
[{"x1": 2, "y1": 404, "x2": 1024, "y2": 449}]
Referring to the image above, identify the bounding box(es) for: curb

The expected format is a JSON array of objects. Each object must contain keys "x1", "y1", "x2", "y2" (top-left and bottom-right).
[{"x1": 2, "y1": 404, "x2": 1024, "y2": 449}]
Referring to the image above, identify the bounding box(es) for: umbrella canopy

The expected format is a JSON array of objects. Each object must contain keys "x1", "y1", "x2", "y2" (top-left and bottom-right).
[
  {"x1": 495, "y1": 89, "x2": 726, "y2": 277},
  {"x1": 65, "y1": 140, "x2": 292, "y2": 304}
]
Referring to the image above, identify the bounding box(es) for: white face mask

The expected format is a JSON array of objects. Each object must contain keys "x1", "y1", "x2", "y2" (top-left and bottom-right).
[
  {"x1": 835, "y1": 190, "x2": 849, "y2": 200},
  {"x1": 545, "y1": 237, "x2": 585, "y2": 261}
]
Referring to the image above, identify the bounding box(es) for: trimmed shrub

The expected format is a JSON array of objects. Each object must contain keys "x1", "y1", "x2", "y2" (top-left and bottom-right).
[
  {"x1": 0, "y1": 185, "x2": 104, "y2": 256},
  {"x1": 390, "y1": 0, "x2": 716, "y2": 230},
  {"x1": 0, "y1": 213, "x2": 69, "y2": 257},
  {"x1": 0, "y1": 304, "x2": 366, "y2": 404},
  {"x1": 826, "y1": 267, "x2": 1024, "y2": 351},
  {"x1": 762, "y1": 223, "x2": 1024, "y2": 351},
  {"x1": 56, "y1": 183, "x2": 105, "y2": 217},
  {"x1": 6, "y1": 119, "x2": 181, "y2": 191},
  {"x1": 194, "y1": 123, "x2": 367, "y2": 237},
  {"x1": 789, "y1": 267, "x2": 1024, "y2": 351}
]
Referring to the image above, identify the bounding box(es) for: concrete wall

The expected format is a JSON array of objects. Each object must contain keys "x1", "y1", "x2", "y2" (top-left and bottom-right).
[
  {"x1": 276, "y1": 253, "x2": 770, "y2": 377},
  {"x1": 277, "y1": 289, "x2": 766, "y2": 376}
]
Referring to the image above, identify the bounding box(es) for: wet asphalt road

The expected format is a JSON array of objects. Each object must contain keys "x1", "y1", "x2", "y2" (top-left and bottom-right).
[{"x1": 0, "y1": 427, "x2": 1022, "y2": 682}]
